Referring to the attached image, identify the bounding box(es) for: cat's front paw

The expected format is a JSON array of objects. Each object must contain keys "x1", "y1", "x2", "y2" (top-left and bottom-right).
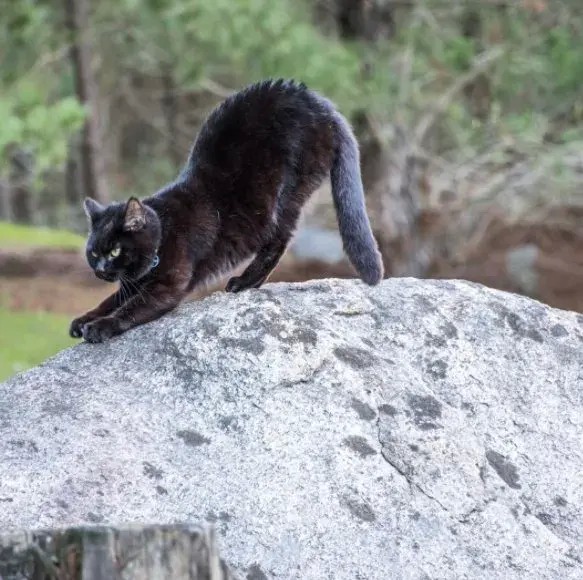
[
  {"x1": 226, "y1": 275, "x2": 266, "y2": 293},
  {"x1": 225, "y1": 276, "x2": 245, "y2": 293},
  {"x1": 70, "y1": 316, "x2": 91, "y2": 338},
  {"x1": 82, "y1": 318, "x2": 121, "y2": 343}
]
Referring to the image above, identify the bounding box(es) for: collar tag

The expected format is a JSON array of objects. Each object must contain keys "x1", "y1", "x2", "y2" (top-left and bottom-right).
[{"x1": 151, "y1": 254, "x2": 160, "y2": 269}]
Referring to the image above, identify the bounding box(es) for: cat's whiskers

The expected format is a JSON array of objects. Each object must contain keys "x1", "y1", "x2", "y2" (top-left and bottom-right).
[
  {"x1": 121, "y1": 273, "x2": 150, "y2": 306},
  {"x1": 118, "y1": 277, "x2": 129, "y2": 308}
]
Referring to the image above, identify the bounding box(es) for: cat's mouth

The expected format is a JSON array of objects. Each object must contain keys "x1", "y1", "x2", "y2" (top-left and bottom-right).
[{"x1": 95, "y1": 271, "x2": 118, "y2": 283}]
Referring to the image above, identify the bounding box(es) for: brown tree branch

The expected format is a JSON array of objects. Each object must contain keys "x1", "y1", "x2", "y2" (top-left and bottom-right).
[
  {"x1": 414, "y1": 47, "x2": 505, "y2": 146},
  {"x1": 64, "y1": 0, "x2": 110, "y2": 203}
]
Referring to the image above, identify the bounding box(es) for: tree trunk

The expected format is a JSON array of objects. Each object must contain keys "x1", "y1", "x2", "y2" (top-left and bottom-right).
[
  {"x1": 0, "y1": 524, "x2": 232, "y2": 579},
  {"x1": 461, "y1": 8, "x2": 492, "y2": 121},
  {"x1": 65, "y1": 139, "x2": 86, "y2": 227},
  {"x1": 0, "y1": 178, "x2": 12, "y2": 221},
  {"x1": 8, "y1": 148, "x2": 35, "y2": 224},
  {"x1": 314, "y1": 0, "x2": 396, "y2": 41},
  {"x1": 324, "y1": 1, "x2": 431, "y2": 277},
  {"x1": 161, "y1": 67, "x2": 183, "y2": 170},
  {"x1": 65, "y1": 137, "x2": 83, "y2": 205},
  {"x1": 336, "y1": 0, "x2": 395, "y2": 41},
  {"x1": 64, "y1": 0, "x2": 109, "y2": 204},
  {"x1": 356, "y1": 118, "x2": 432, "y2": 277}
]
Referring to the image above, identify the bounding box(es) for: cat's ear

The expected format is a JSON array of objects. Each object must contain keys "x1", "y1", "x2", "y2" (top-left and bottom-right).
[
  {"x1": 123, "y1": 197, "x2": 147, "y2": 231},
  {"x1": 83, "y1": 198, "x2": 105, "y2": 222}
]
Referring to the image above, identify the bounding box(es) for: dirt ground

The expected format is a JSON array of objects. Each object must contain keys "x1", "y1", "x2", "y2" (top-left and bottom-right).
[
  {"x1": 0, "y1": 248, "x2": 354, "y2": 315},
  {"x1": 435, "y1": 219, "x2": 583, "y2": 313},
  {"x1": 1, "y1": 218, "x2": 581, "y2": 315}
]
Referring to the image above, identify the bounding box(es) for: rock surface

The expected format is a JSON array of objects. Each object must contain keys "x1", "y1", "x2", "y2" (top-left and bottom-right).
[{"x1": 1, "y1": 279, "x2": 582, "y2": 579}]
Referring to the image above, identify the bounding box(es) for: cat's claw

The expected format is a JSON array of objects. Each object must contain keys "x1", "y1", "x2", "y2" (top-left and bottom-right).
[
  {"x1": 226, "y1": 276, "x2": 267, "y2": 293},
  {"x1": 225, "y1": 277, "x2": 245, "y2": 293},
  {"x1": 69, "y1": 317, "x2": 88, "y2": 339},
  {"x1": 82, "y1": 318, "x2": 119, "y2": 343}
]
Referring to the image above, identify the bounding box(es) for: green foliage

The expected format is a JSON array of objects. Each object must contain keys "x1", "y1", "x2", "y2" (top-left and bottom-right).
[
  {"x1": 97, "y1": 0, "x2": 364, "y2": 114},
  {"x1": 0, "y1": 0, "x2": 85, "y2": 180},
  {"x1": 0, "y1": 0, "x2": 53, "y2": 84},
  {"x1": 0, "y1": 308, "x2": 75, "y2": 381},
  {"x1": 381, "y1": 4, "x2": 582, "y2": 159},
  {"x1": 496, "y1": 14, "x2": 583, "y2": 106},
  {"x1": 505, "y1": 112, "x2": 549, "y2": 145},
  {"x1": 0, "y1": 88, "x2": 85, "y2": 176},
  {"x1": 0, "y1": 221, "x2": 84, "y2": 249},
  {"x1": 546, "y1": 27, "x2": 583, "y2": 94},
  {"x1": 443, "y1": 37, "x2": 476, "y2": 72},
  {"x1": 1, "y1": 0, "x2": 582, "y2": 210}
]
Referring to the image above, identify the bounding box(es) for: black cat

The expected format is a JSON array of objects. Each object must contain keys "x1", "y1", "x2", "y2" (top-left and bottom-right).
[{"x1": 71, "y1": 79, "x2": 383, "y2": 343}]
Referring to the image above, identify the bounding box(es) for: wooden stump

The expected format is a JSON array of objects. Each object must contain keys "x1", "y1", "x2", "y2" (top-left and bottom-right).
[{"x1": 0, "y1": 524, "x2": 232, "y2": 579}]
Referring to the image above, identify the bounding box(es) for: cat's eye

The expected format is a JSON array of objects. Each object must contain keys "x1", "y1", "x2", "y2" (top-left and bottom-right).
[
  {"x1": 110, "y1": 246, "x2": 121, "y2": 258},
  {"x1": 91, "y1": 251, "x2": 98, "y2": 258}
]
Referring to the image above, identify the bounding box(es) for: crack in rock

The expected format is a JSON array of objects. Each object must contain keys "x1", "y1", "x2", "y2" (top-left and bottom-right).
[
  {"x1": 376, "y1": 408, "x2": 449, "y2": 513},
  {"x1": 381, "y1": 449, "x2": 450, "y2": 513}
]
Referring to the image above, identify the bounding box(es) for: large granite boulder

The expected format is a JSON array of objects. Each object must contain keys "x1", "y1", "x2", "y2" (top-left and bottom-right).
[{"x1": 1, "y1": 279, "x2": 581, "y2": 579}]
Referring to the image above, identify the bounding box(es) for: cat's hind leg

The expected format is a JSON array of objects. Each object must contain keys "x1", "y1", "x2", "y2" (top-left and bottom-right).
[
  {"x1": 226, "y1": 171, "x2": 307, "y2": 293},
  {"x1": 225, "y1": 199, "x2": 303, "y2": 293},
  {"x1": 225, "y1": 233, "x2": 289, "y2": 293}
]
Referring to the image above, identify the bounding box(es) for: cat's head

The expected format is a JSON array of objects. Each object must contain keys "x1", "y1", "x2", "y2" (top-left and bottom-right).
[{"x1": 83, "y1": 197, "x2": 162, "y2": 282}]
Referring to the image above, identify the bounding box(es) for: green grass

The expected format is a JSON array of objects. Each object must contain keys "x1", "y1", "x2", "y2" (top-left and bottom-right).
[
  {"x1": 0, "y1": 222, "x2": 84, "y2": 381},
  {"x1": 0, "y1": 309, "x2": 76, "y2": 381},
  {"x1": 0, "y1": 221, "x2": 84, "y2": 249}
]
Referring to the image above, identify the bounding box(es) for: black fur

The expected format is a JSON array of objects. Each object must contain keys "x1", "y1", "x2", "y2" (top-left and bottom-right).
[{"x1": 71, "y1": 79, "x2": 383, "y2": 342}]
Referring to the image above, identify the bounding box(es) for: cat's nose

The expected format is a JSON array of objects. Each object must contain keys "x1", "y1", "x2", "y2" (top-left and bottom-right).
[{"x1": 95, "y1": 259, "x2": 106, "y2": 273}]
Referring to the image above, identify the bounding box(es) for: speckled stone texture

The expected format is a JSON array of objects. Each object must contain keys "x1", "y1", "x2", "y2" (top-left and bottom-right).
[{"x1": 1, "y1": 279, "x2": 582, "y2": 580}]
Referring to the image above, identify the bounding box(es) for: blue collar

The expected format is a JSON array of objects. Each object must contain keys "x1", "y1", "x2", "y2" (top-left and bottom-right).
[{"x1": 151, "y1": 254, "x2": 160, "y2": 269}]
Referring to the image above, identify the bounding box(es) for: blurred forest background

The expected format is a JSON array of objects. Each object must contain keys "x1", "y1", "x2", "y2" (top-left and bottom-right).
[{"x1": 0, "y1": 0, "x2": 582, "y2": 379}]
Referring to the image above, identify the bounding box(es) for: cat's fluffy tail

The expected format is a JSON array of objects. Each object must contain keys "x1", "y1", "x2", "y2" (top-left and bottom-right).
[{"x1": 330, "y1": 113, "x2": 384, "y2": 285}]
